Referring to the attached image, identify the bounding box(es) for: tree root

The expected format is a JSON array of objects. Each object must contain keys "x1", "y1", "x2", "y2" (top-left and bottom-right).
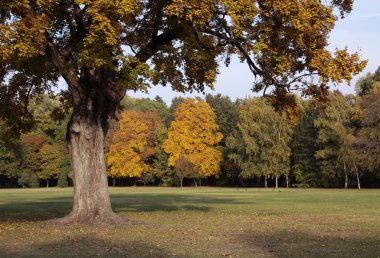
[{"x1": 46, "y1": 211, "x2": 128, "y2": 227}]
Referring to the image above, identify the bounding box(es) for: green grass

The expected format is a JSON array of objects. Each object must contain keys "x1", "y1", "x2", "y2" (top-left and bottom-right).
[{"x1": 0, "y1": 187, "x2": 379, "y2": 257}]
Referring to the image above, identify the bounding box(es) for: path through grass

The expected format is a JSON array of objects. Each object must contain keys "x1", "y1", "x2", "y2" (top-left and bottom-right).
[{"x1": 0, "y1": 187, "x2": 379, "y2": 257}]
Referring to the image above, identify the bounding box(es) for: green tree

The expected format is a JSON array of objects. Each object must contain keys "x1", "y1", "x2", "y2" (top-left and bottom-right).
[
  {"x1": 0, "y1": 0, "x2": 365, "y2": 224},
  {"x1": 121, "y1": 96, "x2": 171, "y2": 125},
  {"x1": 0, "y1": 120, "x2": 26, "y2": 183},
  {"x1": 227, "y1": 98, "x2": 292, "y2": 188},
  {"x1": 151, "y1": 126, "x2": 173, "y2": 186},
  {"x1": 357, "y1": 84, "x2": 380, "y2": 177},
  {"x1": 205, "y1": 94, "x2": 241, "y2": 185},
  {"x1": 205, "y1": 94, "x2": 240, "y2": 142},
  {"x1": 355, "y1": 66, "x2": 380, "y2": 96},
  {"x1": 314, "y1": 91, "x2": 358, "y2": 188},
  {"x1": 291, "y1": 104, "x2": 321, "y2": 187},
  {"x1": 38, "y1": 142, "x2": 68, "y2": 187}
]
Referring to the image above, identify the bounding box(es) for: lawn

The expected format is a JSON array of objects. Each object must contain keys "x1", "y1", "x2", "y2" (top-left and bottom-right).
[{"x1": 0, "y1": 187, "x2": 379, "y2": 257}]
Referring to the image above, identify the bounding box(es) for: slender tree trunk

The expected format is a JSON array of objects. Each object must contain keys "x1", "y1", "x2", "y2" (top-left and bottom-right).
[
  {"x1": 344, "y1": 162, "x2": 348, "y2": 189},
  {"x1": 112, "y1": 178, "x2": 116, "y2": 187},
  {"x1": 355, "y1": 165, "x2": 361, "y2": 190},
  {"x1": 286, "y1": 175, "x2": 289, "y2": 188},
  {"x1": 275, "y1": 175, "x2": 278, "y2": 189},
  {"x1": 264, "y1": 176, "x2": 268, "y2": 188},
  {"x1": 180, "y1": 177, "x2": 183, "y2": 187},
  {"x1": 46, "y1": 179, "x2": 49, "y2": 188},
  {"x1": 194, "y1": 179, "x2": 198, "y2": 187}
]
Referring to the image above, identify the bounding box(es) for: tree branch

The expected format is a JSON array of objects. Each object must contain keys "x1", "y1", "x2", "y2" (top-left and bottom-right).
[
  {"x1": 135, "y1": 30, "x2": 179, "y2": 63},
  {"x1": 61, "y1": 2, "x2": 89, "y2": 57}
]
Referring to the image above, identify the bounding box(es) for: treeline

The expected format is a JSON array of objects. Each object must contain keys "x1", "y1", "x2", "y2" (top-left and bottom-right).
[
  {"x1": 0, "y1": 95, "x2": 70, "y2": 188},
  {"x1": 1, "y1": 68, "x2": 379, "y2": 188}
]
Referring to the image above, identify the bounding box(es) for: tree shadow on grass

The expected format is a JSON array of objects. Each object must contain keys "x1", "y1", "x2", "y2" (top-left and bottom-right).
[
  {"x1": 0, "y1": 193, "x2": 248, "y2": 222},
  {"x1": 111, "y1": 194, "x2": 242, "y2": 213},
  {"x1": 0, "y1": 235, "x2": 185, "y2": 258},
  {"x1": 236, "y1": 228, "x2": 380, "y2": 258}
]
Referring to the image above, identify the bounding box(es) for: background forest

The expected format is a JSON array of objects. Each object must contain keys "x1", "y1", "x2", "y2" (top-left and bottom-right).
[{"x1": 1, "y1": 67, "x2": 379, "y2": 189}]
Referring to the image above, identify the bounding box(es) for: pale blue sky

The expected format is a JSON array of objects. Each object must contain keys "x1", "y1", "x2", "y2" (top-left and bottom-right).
[{"x1": 129, "y1": 0, "x2": 380, "y2": 104}]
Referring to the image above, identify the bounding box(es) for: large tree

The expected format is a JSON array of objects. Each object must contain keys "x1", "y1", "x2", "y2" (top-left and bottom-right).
[{"x1": 0, "y1": 0, "x2": 365, "y2": 224}]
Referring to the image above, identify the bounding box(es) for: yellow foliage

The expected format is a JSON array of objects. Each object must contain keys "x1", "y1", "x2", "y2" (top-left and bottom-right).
[
  {"x1": 163, "y1": 99, "x2": 223, "y2": 177},
  {"x1": 107, "y1": 110, "x2": 161, "y2": 178}
]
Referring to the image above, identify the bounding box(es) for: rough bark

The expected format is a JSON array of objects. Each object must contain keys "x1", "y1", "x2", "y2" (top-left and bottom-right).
[{"x1": 53, "y1": 75, "x2": 126, "y2": 226}]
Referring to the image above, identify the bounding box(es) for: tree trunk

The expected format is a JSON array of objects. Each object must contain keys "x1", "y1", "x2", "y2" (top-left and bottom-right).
[
  {"x1": 194, "y1": 179, "x2": 198, "y2": 187},
  {"x1": 275, "y1": 175, "x2": 278, "y2": 189},
  {"x1": 180, "y1": 177, "x2": 183, "y2": 187},
  {"x1": 344, "y1": 162, "x2": 348, "y2": 189},
  {"x1": 53, "y1": 79, "x2": 125, "y2": 225},
  {"x1": 286, "y1": 175, "x2": 289, "y2": 188},
  {"x1": 355, "y1": 165, "x2": 361, "y2": 190},
  {"x1": 264, "y1": 176, "x2": 268, "y2": 188},
  {"x1": 112, "y1": 178, "x2": 116, "y2": 187},
  {"x1": 46, "y1": 179, "x2": 49, "y2": 188}
]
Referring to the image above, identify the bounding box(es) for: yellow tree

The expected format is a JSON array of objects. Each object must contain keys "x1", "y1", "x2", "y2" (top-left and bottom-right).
[
  {"x1": 163, "y1": 99, "x2": 223, "y2": 183},
  {"x1": 107, "y1": 111, "x2": 161, "y2": 183}
]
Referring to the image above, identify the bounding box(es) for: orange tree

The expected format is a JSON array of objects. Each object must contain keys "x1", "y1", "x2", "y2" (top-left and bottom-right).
[
  {"x1": 0, "y1": 0, "x2": 365, "y2": 224},
  {"x1": 107, "y1": 110, "x2": 161, "y2": 182},
  {"x1": 163, "y1": 99, "x2": 223, "y2": 180}
]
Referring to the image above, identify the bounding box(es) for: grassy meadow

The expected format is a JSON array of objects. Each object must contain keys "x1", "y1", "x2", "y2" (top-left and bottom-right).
[{"x1": 0, "y1": 187, "x2": 379, "y2": 257}]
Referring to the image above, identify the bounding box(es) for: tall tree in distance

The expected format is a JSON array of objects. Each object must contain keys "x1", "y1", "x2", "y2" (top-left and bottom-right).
[
  {"x1": 315, "y1": 91, "x2": 357, "y2": 188},
  {"x1": 357, "y1": 84, "x2": 380, "y2": 177},
  {"x1": 227, "y1": 98, "x2": 292, "y2": 188},
  {"x1": 107, "y1": 111, "x2": 162, "y2": 184},
  {"x1": 163, "y1": 99, "x2": 223, "y2": 180},
  {"x1": 291, "y1": 105, "x2": 321, "y2": 187},
  {"x1": 355, "y1": 66, "x2": 380, "y2": 96},
  {"x1": 205, "y1": 94, "x2": 240, "y2": 143},
  {"x1": 121, "y1": 96, "x2": 170, "y2": 126},
  {"x1": 0, "y1": 0, "x2": 365, "y2": 224}
]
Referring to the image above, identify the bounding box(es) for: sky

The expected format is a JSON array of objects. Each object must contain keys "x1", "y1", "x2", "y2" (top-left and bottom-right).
[{"x1": 126, "y1": 0, "x2": 380, "y2": 104}]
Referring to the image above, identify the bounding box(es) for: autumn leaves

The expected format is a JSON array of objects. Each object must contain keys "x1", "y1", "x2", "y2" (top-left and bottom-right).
[{"x1": 107, "y1": 99, "x2": 223, "y2": 183}]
